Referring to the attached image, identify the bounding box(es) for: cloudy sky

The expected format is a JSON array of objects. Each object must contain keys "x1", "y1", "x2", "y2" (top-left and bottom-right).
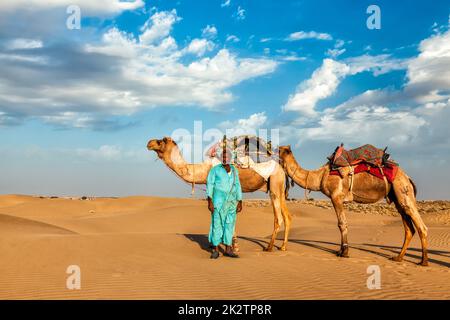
[{"x1": 0, "y1": 0, "x2": 449, "y2": 199}]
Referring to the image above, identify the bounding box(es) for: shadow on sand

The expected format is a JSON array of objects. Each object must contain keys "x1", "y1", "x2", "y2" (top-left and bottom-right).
[{"x1": 182, "y1": 233, "x2": 450, "y2": 267}]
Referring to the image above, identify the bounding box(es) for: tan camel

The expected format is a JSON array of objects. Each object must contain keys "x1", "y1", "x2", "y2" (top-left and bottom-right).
[
  {"x1": 147, "y1": 137, "x2": 292, "y2": 251},
  {"x1": 278, "y1": 145, "x2": 429, "y2": 266}
]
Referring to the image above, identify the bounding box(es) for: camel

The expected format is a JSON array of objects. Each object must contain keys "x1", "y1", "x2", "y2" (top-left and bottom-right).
[
  {"x1": 278, "y1": 145, "x2": 429, "y2": 266},
  {"x1": 147, "y1": 136, "x2": 292, "y2": 252}
]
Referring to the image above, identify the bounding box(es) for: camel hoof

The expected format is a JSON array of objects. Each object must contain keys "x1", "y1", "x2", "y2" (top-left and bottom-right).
[
  {"x1": 391, "y1": 256, "x2": 403, "y2": 262},
  {"x1": 336, "y1": 249, "x2": 349, "y2": 258},
  {"x1": 263, "y1": 247, "x2": 273, "y2": 252},
  {"x1": 279, "y1": 246, "x2": 287, "y2": 251},
  {"x1": 336, "y1": 253, "x2": 349, "y2": 258},
  {"x1": 418, "y1": 260, "x2": 429, "y2": 267}
]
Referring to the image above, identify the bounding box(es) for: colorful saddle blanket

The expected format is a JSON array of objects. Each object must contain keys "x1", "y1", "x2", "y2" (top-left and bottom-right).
[
  {"x1": 328, "y1": 144, "x2": 399, "y2": 183},
  {"x1": 328, "y1": 144, "x2": 396, "y2": 169},
  {"x1": 329, "y1": 162, "x2": 399, "y2": 183}
]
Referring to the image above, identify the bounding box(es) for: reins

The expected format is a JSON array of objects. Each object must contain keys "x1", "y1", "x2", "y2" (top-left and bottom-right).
[
  {"x1": 288, "y1": 164, "x2": 311, "y2": 200},
  {"x1": 154, "y1": 156, "x2": 206, "y2": 195},
  {"x1": 304, "y1": 171, "x2": 311, "y2": 200}
]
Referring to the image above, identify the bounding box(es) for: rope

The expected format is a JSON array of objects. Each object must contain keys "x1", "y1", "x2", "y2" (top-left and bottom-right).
[
  {"x1": 154, "y1": 156, "x2": 206, "y2": 195},
  {"x1": 304, "y1": 171, "x2": 311, "y2": 200},
  {"x1": 288, "y1": 164, "x2": 311, "y2": 199},
  {"x1": 290, "y1": 166, "x2": 297, "y2": 187},
  {"x1": 349, "y1": 166, "x2": 354, "y2": 194}
]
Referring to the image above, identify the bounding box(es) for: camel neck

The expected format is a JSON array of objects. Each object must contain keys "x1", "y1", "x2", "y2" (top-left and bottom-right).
[
  {"x1": 161, "y1": 146, "x2": 210, "y2": 184},
  {"x1": 286, "y1": 158, "x2": 325, "y2": 192}
]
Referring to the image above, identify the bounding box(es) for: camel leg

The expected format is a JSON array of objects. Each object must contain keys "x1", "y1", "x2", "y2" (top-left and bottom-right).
[
  {"x1": 393, "y1": 182, "x2": 429, "y2": 266},
  {"x1": 391, "y1": 202, "x2": 415, "y2": 262},
  {"x1": 331, "y1": 193, "x2": 349, "y2": 258},
  {"x1": 232, "y1": 234, "x2": 239, "y2": 253},
  {"x1": 264, "y1": 191, "x2": 282, "y2": 252},
  {"x1": 275, "y1": 168, "x2": 291, "y2": 251},
  {"x1": 279, "y1": 188, "x2": 292, "y2": 251},
  {"x1": 404, "y1": 206, "x2": 428, "y2": 266}
]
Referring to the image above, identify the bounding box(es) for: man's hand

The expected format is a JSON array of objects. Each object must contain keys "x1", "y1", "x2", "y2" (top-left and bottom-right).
[
  {"x1": 237, "y1": 200, "x2": 243, "y2": 213},
  {"x1": 207, "y1": 197, "x2": 214, "y2": 214}
]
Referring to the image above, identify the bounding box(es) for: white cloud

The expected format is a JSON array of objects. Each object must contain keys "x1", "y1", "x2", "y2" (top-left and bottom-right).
[
  {"x1": 283, "y1": 54, "x2": 409, "y2": 116},
  {"x1": 24, "y1": 144, "x2": 151, "y2": 163},
  {"x1": 219, "y1": 112, "x2": 268, "y2": 136},
  {"x1": 345, "y1": 54, "x2": 408, "y2": 76},
  {"x1": 326, "y1": 48, "x2": 346, "y2": 58},
  {"x1": 184, "y1": 38, "x2": 215, "y2": 57},
  {"x1": 295, "y1": 105, "x2": 426, "y2": 147},
  {"x1": 221, "y1": 0, "x2": 231, "y2": 8},
  {"x1": 335, "y1": 39, "x2": 345, "y2": 49},
  {"x1": 405, "y1": 28, "x2": 450, "y2": 103},
  {"x1": 202, "y1": 25, "x2": 218, "y2": 39},
  {"x1": 139, "y1": 9, "x2": 181, "y2": 45},
  {"x1": 86, "y1": 27, "x2": 139, "y2": 58},
  {"x1": 282, "y1": 22, "x2": 450, "y2": 152},
  {"x1": 284, "y1": 99, "x2": 450, "y2": 151},
  {"x1": 0, "y1": 52, "x2": 48, "y2": 64},
  {"x1": 0, "y1": 0, "x2": 144, "y2": 16},
  {"x1": 286, "y1": 31, "x2": 333, "y2": 41},
  {"x1": 0, "y1": 111, "x2": 20, "y2": 126},
  {"x1": 280, "y1": 54, "x2": 307, "y2": 62},
  {"x1": 0, "y1": 9, "x2": 278, "y2": 128},
  {"x1": 42, "y1": 112, "x2": 97, "y2": 129},
  {"x1": 6, "y1": 38, "x2": 43, "y2": 50},
  {"x1": 283, "y1": 59, "x2": 349, "y2": 115},
  {"x1": 326, "y1": 39, "x2": 346, "y2": 58},
  {"x1": 226, "y1": 35, "x2": 240, "y2": 43},
  {"x1": 234, "y1": 6, "x2": 246, "y2": 20}
]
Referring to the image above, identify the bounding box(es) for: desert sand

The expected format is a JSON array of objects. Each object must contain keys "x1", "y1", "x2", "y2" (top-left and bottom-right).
[{"x1": 0, "y1": 194, "x2": 449, "y2": 300}]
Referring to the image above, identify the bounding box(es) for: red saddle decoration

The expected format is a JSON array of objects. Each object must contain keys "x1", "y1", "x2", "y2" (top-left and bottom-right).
[{"x1": 329, "y1": 163, "x2": 398, "y2": 183}]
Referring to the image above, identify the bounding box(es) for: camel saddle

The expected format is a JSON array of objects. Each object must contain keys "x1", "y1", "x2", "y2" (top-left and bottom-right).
[
  {"x1": 328, "y1": 144, "x2": 399, "y2": 202},
  {"x1": 328, "y1": 143, "x2": 396, "y2": 170},
  {"x1": 207, "y1": 135, "x2": 275, "y2": 164}
]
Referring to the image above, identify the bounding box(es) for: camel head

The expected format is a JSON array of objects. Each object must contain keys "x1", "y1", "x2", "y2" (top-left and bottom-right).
[
  {"x1": 277, "y1": 145, "x2": 295, "y2": 168},
  {"x1": 147, "y1": 136, "x2": 177, "y2": 159}
]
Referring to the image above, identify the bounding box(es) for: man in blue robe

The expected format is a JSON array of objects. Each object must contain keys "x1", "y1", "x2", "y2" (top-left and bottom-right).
[{"x1": 207, "y1": 148, "x2": 243, "y2": 259}]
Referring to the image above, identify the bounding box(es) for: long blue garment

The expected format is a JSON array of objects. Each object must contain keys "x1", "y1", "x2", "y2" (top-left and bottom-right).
[{"x1": 206, "y1": 164, "x2": 243, "y2": 246}]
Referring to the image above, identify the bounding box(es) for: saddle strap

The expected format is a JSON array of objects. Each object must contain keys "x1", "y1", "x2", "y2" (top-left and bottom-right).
[
  {"x1": 378, "y1": 166, "x2": 390, "y2": 201},
  {"x1": 349, "y1": 166, "x2": 355, "y2": 194}
]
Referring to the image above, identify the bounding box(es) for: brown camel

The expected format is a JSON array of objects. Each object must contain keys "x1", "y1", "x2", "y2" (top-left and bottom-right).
[
  {"x1": 278, "y1": 145, "x2": 429, "y2": 266},
  {"x1": 147, "y1": 137, "x2": 292, "y2": 251}
]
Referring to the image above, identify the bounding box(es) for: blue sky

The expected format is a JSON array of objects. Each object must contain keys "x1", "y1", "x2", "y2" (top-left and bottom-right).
[{"x1": 0, "y1": 1, "x2": 449, "y2": 199}]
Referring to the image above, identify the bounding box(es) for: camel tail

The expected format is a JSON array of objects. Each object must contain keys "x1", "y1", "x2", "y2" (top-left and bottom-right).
[
  {"x1": 284, "y1": 173, "x2": 290, "y2": 200},
  {"x1": 388, "y1": 176, "x2": 418, "y2": 204},
  {"x1": 409, "y1": 178, "x2": 417, "y2": 198}
]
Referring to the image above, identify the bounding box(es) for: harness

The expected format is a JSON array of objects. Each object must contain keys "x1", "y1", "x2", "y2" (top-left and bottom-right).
[{"x1": 289, "y1": 165, "x2": 312, "y2": 200}]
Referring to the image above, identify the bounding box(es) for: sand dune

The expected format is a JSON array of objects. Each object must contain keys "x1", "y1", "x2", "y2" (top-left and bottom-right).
[{"x1": 0, "y1": 194, "x2": 449, "y2": 299}]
